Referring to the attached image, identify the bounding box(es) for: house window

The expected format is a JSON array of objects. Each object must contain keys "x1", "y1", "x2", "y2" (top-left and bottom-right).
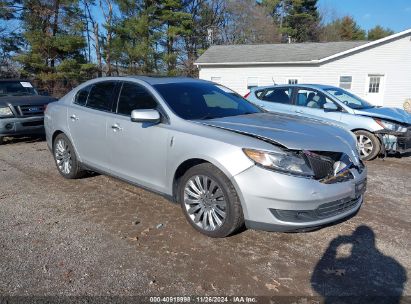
[
  {"x1": 287, "y1": 78, "x2": 299, "y2": 85},
  {"x1": 368, "y1": 76, "x2": 381, "y2": 93},
  {"x1": 339, "y1": 76, "x2": 352, "y2": 89},
  {"x1": 247, "y1": 77, "x2": 259, "y2": 89},
  {"x1": 211, "y1": 77, "x2": 221, "y2": 84}
]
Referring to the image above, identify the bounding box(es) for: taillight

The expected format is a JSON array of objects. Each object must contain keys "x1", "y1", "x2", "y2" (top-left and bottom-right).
[{"x1": 244, "y1": 91, "x2": 251, "y2": 98}]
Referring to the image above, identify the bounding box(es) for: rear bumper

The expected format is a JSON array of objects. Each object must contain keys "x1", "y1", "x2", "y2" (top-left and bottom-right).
[{"x1": 0, "y1": 116, "x2": 45, "y2": 137}]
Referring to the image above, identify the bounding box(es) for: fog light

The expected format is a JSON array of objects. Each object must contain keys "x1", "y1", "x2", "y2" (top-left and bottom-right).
[{"x1": 5, "y1": 123, "x2": 13, "y2": 130}]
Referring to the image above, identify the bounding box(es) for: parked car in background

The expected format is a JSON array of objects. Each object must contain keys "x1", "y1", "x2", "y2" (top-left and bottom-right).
[
  {"x1": 246, "y1": 84, "x2": 411, "y2": 161},
  {"x1": 45, "y1": 77, "x2": 366, "y2": 237},
  {"x1": 0, "y1": 79, "x2": 56, "y2": 144}
]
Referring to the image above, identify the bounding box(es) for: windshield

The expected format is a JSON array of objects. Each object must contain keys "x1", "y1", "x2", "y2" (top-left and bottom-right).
[
  {"x1": 324, "y1": 87, "x2": 374, "y2": 109},
  {"x1": 0, "y1": 81, "x2": 37, "y2": 97},
  {"x1": 153, "y1": 82, "x2": 261, "y2": 120}
]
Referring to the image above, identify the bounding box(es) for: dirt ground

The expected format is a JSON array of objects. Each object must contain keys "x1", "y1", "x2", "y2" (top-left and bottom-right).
[{"x1": 0, "y1": 136, "x2": 410, "y2": 301}]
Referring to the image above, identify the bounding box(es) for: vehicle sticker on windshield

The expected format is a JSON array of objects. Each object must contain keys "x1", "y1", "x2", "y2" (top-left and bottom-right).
[{"x1": 20, "y1": 82, "x2": 33, "y2": 88}]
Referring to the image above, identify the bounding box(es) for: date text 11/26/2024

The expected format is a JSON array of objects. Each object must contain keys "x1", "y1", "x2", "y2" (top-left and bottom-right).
[{"x1": 149, "y1": 296, "x2": 258, "y2": 303}]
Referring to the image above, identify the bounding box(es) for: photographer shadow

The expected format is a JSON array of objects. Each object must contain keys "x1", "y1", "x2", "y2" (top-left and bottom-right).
[{"x1": 311, "y1": 225, "x2": 407, "y2": 304}]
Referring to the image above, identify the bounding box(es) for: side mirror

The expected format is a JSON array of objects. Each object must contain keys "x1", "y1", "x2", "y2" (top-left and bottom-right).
[
  {"x1": 323, "y1": 103, "x2": 338, "y2": 112},
  {"x1": 131, "y1": 109, "x2": 161, "y2": 123}
]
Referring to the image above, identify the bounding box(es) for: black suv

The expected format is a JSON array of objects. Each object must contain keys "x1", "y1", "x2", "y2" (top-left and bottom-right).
[{"x1": 0, "y1": 80, "x2": 56, "y2": 144}]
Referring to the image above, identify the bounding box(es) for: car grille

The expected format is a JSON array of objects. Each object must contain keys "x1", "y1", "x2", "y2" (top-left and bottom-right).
[
  {"x1": 398, "y1": 136, "x2": 411, "y2": 149},
  {"x1": 270, "y1": 196, "x2": 361, "y2": 223},
  {"x1": 18, "y1": 105, "x2": 45, "y2": 116},
  {"x1": 304, "y1": 151, "x2": 335, "y2": 179},
  {"x1": 397, "y1": 127, "x2": 411, "y2": 150},
  {"x1": 21, "y1": 120, "x2": 44, "y2": 127},
  {"x1": 316, "y1": 196, "x2": 360, "y2": 218}
]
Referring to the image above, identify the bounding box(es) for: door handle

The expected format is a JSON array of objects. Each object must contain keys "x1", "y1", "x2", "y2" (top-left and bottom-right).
[
  {"x1": 111, "y1": 123, "x2": 123, "y2": 132},
  {"x1": 70, "y1": 114, "x2": 79, "y2": 121},
  {"x1": 295, "y1": 109, "x2": 304, "y2": 114}
]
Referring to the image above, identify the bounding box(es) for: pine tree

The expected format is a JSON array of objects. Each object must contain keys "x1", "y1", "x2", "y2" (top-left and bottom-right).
[
  {"x1": 15, "y1": 0, "x2": 95, "y2": 94},
  {"x1": 158, "y1": 0, "x2": 192, "y2": 75},
  {"x1": 367, "y1": 25, "x2": 394, "y2": 41},
  {"x1": 0, "y1": 0, "x2": 23, "y2": 77},
  {"x1": 339, "y1": 16, "x2": 366, "y2": 40},
  {"x1": 112, "y1": 0, "x2": 161, "y2": 74},
  {"x1": 282, "y1": 0, "x2": 321, "y2": 42},
  {"x1": 261, "y1": 0, "x2": 284, "y2": 28}
]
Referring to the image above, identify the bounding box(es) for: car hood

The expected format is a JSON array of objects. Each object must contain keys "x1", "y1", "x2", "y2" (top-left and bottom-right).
[
  {"x1": 197, "y1": 113, "x2": 360, "y2": 164},
  {"x1": 0, "y1": 95, "x2": 56, "y2": 107},
  {"x1": 353, "y1": 107, "x2": 411, "y2": 124}
]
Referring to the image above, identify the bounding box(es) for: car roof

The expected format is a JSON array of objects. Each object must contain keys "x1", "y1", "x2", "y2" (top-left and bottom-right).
[
  {"x1": 128, "y1": 75, "x2": 210, "y2": 85},
  {"x1": 251, "y1": 84, "x2": 338, "y2": 91},
  {"x1": 79, "y1": 76, "x2": 212, "y2": 87}
]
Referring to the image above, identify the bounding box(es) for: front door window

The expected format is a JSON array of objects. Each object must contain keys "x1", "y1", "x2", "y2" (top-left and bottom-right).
[{"x1": 296, "y1": 89, "x2": 335, "y2": 109}]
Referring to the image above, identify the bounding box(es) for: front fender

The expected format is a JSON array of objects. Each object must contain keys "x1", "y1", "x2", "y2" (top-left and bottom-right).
[{"x1": 166, "y1": 133, "x2": 255, "y2": 195}]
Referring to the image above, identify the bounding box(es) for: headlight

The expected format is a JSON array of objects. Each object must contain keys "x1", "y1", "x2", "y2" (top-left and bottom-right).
[
  {"x1": 0, "y1": 106, "x2": 14, "y2": 118},
  {"x1": 243, "y1": 148, "x2": 314, "y2": 177},
  {"x1": 375, "y1": 119, "x2": 407, "y2": 132}
]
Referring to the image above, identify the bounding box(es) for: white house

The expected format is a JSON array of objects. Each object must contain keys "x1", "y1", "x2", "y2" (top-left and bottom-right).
[{"x1": 195, "y1": 28, "x2": 411, "y2": 109}]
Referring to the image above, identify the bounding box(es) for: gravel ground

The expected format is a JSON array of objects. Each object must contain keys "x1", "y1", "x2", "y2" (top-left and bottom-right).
[{"x1": 0, "y1": 137, "x2": 410, "y2": 300}]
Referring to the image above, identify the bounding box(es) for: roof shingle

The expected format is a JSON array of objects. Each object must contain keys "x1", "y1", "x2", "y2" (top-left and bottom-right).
[{"x1": 195, "y1": 41, "x2": 368, "y2": 64}]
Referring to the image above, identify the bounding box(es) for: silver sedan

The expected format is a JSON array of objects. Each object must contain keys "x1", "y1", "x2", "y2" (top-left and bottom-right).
[{"x1": 45, "y1": 77, "x2": 367, "y2": 237}]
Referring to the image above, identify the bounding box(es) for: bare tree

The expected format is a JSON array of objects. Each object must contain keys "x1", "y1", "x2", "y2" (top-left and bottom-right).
[
  {"x1": 180, "y1": 0, "x2": 227, "y2": 76},
  {"x1": 221, "y1": 0, "x2": 280, "y2": 44},
  {"x1": 99, "y1": 0, "x2": 114, "y2": 76},
  {"x1": 83, "y1": 0, "x2": 103, "y2": 76},
  {"x1": 318, "y1": 3, "x2": 341, "y2": 42}
]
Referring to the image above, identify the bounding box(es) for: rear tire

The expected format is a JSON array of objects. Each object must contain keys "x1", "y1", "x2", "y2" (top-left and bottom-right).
[
  {"x1": 53, "y1": 133, "x2": 84, "y2": 179},
  {"x1": 354, "y1": 130, "x2": 381, "y2": 161},
  {"x1": 178, "y1": 163, "x2": 244, "y2": 238}
]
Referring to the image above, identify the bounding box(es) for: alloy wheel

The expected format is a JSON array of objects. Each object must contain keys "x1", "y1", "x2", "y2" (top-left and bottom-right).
[
  {"x1": 183, "y1": 175, "x2": 227, "y2": 231},
  {"x1": 55, "y1": 138, "x2": 72, "y2": 174},
  {"x1": 356, "y1": 134, "x2": 374, "y2": 158}
]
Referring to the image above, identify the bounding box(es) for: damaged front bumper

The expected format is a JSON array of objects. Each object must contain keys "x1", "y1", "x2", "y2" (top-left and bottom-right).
[
  {"x1": 376, "y1": 128, "x2": 411, "y2": 154},
  {"x1": 232, "y1": 164, "x2": 367, "y2": 232}
]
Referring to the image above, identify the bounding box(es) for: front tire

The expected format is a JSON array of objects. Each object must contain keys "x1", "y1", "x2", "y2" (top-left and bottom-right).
[
  {"x1": 0, "y1": 136, "x2": 3, "y2": 145},
  {"x1": 53, "y1": 133, "x2": 84, "y2": 179},
  {"x1": 178, "y1": 163, "x2": 244, "y2": 238},
  {"x1": 354, "y1": 130, "x2": 381, "y2": 161}
]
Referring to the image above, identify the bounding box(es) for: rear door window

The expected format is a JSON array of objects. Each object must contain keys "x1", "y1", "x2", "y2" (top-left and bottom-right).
[
  {"x1": 74, "y1": 85, "x2": 92, "y2": 106},
  {"x1": 261, "y1": 88, "x2": 292, "y2": 104},
  {"x1": 86, "y1": 81, "x2": 117, "y2": 112}
]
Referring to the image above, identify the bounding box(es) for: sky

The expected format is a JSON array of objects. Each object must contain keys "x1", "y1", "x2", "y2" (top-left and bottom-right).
[
  {"x1": 319, "y1": 0, "x2": 411, "y2": 32},
  {"x1": 91, "y1": 0, "x2": 411, "y2": 34}
]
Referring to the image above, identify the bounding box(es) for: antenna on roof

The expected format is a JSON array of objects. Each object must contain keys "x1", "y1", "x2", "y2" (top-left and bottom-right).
[{"x1": 272, "y1": 77, "x2": 276, "y2": 85}]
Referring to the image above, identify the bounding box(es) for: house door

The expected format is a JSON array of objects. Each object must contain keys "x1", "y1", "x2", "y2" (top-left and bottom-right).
[{"x1": 365, "y1": 74, "x2": 385, "y2": 106}]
